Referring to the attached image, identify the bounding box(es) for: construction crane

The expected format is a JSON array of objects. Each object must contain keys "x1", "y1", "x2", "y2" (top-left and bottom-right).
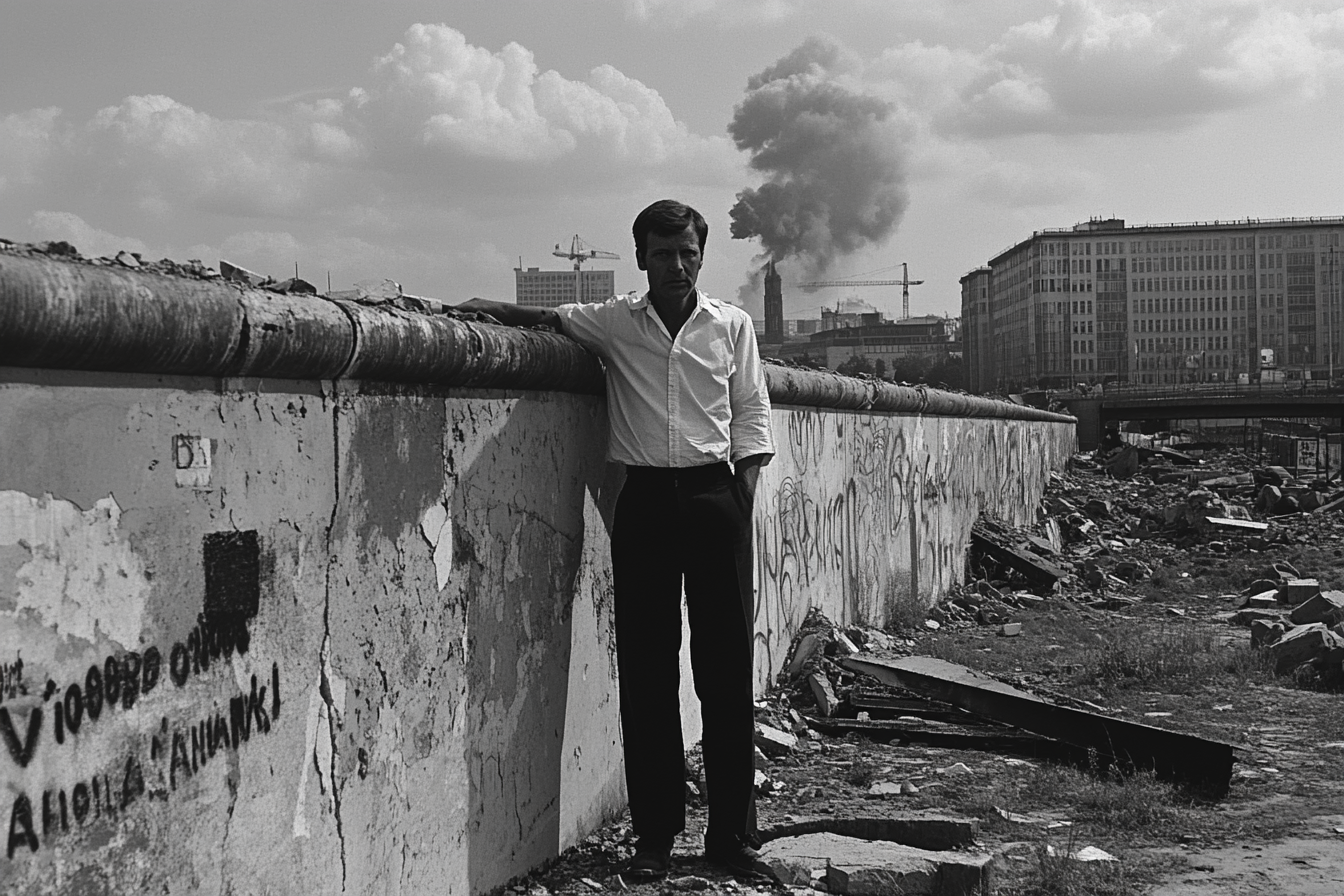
[
  {"x1": 799, "y1": 263, "x2": 925, "y2": 320},
  {"x1": 553, "y1": 234, "x2": 620, "y2": 303}
]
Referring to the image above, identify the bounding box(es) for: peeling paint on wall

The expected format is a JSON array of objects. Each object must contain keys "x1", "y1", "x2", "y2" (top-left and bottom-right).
[{"x1": 0, "y1": 491, "x2": 150, "y2": 649}]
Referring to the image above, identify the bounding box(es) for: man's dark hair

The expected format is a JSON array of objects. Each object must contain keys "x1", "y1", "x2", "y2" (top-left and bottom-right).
[{"x1": 632, "y1": 200, "x2": 708, "y2": 265}]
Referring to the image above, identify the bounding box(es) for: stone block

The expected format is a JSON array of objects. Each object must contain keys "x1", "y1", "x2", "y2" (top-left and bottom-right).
[
  {"x1": 787, "y1": 632, "x2": 821, "y2": 678},
  {"x1": 1278, "y1": 579, "x2": 1322, "y2": 605},
  {"x1": 1269, "y1": 623, "x2": 1343, "y2": 673},
  {"x1": 1249, "y1": 619, "x2": 1284, "y2": 648},
  {"x1": 808, "y1": 671, "x2": 840, "y2": 717},
  {"x1": 760, "y1": 812, "x2": 980, "y2": 852},
  {"x1": 760, "y1": 832, "x2": 995, "y2": 896},
  {"x1": 755, "y1": 723, "x2": 798, "y2": 756},
  {"x1": 1232, "y1": 607, "x2": 1287, "y2": 627},
  {"x1": 1242, "y1": 591, "x2": 1279, "y2": 609},
  {"x1": 1289, "y1": 590, "x2": 1344, "y2": 626}
]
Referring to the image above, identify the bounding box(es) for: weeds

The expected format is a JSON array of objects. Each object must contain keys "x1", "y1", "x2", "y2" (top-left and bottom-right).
[
  {"x1": 1073, "y1": 622, "x2": 1274, "y2": 692},
  {"x1": 843, "y1": 759, "x2": 877, "y2": 788},
  {"x1": 998, "y1": 834, "x2": 1136, "y2": 896}
]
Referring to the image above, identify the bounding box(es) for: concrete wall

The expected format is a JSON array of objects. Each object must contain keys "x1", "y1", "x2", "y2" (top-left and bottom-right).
[{"x1": 0, "y1": 251, "x2": 1075, "y2": 895}]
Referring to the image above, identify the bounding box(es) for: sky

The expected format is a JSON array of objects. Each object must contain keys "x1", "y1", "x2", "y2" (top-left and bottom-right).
[{"x1": 3, "y1": 0, "x2": 1343, "y2": 321}]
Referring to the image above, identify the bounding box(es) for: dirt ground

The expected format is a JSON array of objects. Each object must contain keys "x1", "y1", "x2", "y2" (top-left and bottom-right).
[{"x1": 499, "y1": 449, "x2": 1344, "y2": 896}]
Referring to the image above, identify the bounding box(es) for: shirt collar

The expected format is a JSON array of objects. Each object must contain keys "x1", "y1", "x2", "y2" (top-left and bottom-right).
[{"x1": 634, "y1": 288, "x2": 709, "y2": 315}]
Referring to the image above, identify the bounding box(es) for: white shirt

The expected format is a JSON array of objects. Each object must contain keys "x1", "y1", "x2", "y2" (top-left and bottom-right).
[{"x1": 556, "y1": 290, "x2": 774, "y2": 468}]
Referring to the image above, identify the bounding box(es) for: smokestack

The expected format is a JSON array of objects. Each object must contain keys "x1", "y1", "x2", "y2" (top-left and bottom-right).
[{"x1": 764, "y1": 259, "x2": 783, "y2": 344}]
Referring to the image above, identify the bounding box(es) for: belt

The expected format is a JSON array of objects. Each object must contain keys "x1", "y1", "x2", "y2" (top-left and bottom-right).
[{"x1": 624, "y1": 462, "x2": 732, "y2": 488}]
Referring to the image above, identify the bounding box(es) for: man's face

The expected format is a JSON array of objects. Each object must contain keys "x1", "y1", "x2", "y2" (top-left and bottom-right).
[{"x1": 640, "y1": 225, "x2": 702, "y2": 306}]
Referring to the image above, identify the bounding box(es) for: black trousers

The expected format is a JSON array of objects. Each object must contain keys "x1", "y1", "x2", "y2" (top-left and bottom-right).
[{"x1": 611, "y1": 462, "x2": 757, "y2": 850}]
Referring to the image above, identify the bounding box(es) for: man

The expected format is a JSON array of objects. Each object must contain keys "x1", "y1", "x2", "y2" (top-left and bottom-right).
[{"x1": 456, "y1": 200, "x2": 775, "y2": 880}]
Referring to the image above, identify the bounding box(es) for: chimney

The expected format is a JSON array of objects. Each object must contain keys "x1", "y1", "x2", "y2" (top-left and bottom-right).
[{"x1": 764, "y1": 260, "x2": 784, "y2": 344}]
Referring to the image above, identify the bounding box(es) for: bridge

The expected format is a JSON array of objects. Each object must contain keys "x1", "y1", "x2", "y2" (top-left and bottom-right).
[{"x1": 1054, "y1": 385, "x2": 1344, "y2": 449}]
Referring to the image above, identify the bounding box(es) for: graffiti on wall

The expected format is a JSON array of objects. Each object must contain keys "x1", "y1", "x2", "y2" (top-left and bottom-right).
[
  {"x1": 3, "y1": 530, "x2": 281, "y2": 860},
  {"x1": 752, "y1": 410, "x2": 1070, "y2": 682}
]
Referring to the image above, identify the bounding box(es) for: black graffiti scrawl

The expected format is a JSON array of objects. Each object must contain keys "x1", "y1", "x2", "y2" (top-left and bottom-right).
[{"x1": 6, "y1": 529, "x2": 280, "y2": 860}]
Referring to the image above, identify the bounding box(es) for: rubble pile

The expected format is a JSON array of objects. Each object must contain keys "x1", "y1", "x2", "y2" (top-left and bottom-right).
[{"x1": 936, "y1": 439, "x2": 1344, "y2": 684}]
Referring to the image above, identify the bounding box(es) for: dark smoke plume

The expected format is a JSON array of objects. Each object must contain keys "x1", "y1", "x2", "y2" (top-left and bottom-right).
[{"x1": 729, "y1": 37, "x2": 910, "y2": 281}]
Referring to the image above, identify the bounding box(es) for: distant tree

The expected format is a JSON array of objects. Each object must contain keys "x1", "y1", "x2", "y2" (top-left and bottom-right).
[
  {"x1": 925, "y1": 356, "x2": 964, "y2": 390},
  {"x1": 837, "y1": 354, "x2": 875, "y2": 377},
  {"x1": 873, "y1": 358, "x2": 887, "y2": 379}
]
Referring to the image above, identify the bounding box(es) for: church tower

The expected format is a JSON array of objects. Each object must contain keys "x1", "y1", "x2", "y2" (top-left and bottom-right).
[{"x1": 764, "y1": 259, "x2": 783, "y2": 345}]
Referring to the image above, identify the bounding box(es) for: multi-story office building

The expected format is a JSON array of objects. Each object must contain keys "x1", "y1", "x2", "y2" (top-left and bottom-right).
[
  {"x1": 960, "y1": 266, "x2": 993, "y2": 394},
  {"x1": 961, "y1": 217, "x2": 1344, "y2": 393},
  {"x1": 514, "y1": 267, "x2": 616, "y2": 309}
]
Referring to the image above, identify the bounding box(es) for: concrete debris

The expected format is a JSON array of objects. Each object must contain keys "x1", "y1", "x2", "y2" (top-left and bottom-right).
[
  {"x1": 994, "y1": 807, "x2": 1072, "y2": 828},
  {"x1": 807, "y1": 671, "x2": 840, "y2": 718},
  {"x1": 759, "y1": 813, "x2": 980, "y2": 852},
  {"x1": 1045, "y1": 844, "x2": 1117, "y2": 862},
  {"x1": 755, "y1": 723, "x2": 798, "y2": 757},
  {"x1": 1268, "y1": 623, "x2": 1344, "y2": 674},
  {"x1": 1290, "y1": 590, "x2": 1344, "y2": 626},
  {"x1": 842, "y1": 655, "x2": 1238, "y2": 794},
  {"x1": 220, "y1": 259, "x2": 268, "y2": 287},
  {"x1": 760, "y1": 832, "x2": 996, "y2": 896}
]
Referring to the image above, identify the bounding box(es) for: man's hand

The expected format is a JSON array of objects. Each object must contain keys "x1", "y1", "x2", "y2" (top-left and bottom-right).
[
  {"x1": 734, "y1": 454, "x2": 770, "y2": 500},
  {"x1": 455, "y1": 298, "x2": 561, "y2": 330}
]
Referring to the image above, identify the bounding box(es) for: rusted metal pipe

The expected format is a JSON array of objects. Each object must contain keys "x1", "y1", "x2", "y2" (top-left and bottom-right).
[{"x1": 0, "y1": 252, "x2": 1074, "y2": 422}]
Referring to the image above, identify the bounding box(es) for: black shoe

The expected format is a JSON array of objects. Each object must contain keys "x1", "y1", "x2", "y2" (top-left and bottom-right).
[
  {"x1": 704, "y1": 841, "x2": 775, "y2": 882},
  {"x1": 624, "y1": 838, "x2": 673, "y2": 881}
]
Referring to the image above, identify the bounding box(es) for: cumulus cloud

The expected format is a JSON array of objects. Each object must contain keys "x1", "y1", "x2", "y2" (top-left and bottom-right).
[
  {"x1": 346, "y1": 23, "x2": 734, "y2": 183},
  {"x1": 868, "y1": 0, "x2": 1344, "y2": 137},
  {"x1": 1, "y1": 24, "x2": 733, "y2": 231},
  {"x1": 74, "y1": 95, "x2": 337, "y2": 218}
]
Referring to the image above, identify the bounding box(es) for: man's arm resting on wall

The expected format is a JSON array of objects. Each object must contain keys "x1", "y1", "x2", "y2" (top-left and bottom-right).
[
  {"x1": 456, "y1": 298, "x2": 562, "y2": 331},
  {"x1": 734, "y1": 453, "x2": 770, "y2": 499}
]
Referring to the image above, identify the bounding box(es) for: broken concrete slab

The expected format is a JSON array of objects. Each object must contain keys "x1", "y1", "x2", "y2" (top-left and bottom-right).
[
  {"x1": 1289, "y1": 590, "x2": 1344, "y2": 626},
  {"x1": 1268, "y1": 623, "x2": 1344, "y2": 673},
  {"x1": 787, "y1": 632, "x2": 821, "y2": 678},
  {"x1": 1312, "y1": 492, "x2": 1344, "y2": 514},
  {"x1": 1242, "y1": 591, "x2": 1279, "y2": 609},
  {"x1": 1278, "y1": 578, "x2": 1322, "y2": 605},
  {"x1": 970, "y1": 529, "x2": 1065, "y2": 592},
  {"x1": 755, "y1": 723, "x2": 798, "y2": 756},
  {"x1": 808, "y1": 671, "x2": 840, "y2": 717},
  {"x1": 1232, "y1": 607, "x2": 1288, "y2": 626},
  {"x1": 842, "y1": 655, "x2": 1237, "y2": 795},
  {"x1": 760, "y1": 832, "x2": 995, "y2": 896},
  {"x1": 759, "y1": 812, "x2": 980, "y2": 852},
  {"x1": 1199, "y1": 517, "x2": 1269, "y2": 534}
]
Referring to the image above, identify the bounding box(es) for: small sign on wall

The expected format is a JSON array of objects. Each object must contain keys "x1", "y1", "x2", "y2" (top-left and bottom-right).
[{"x1": 173, "y1": 435, "x2": 213, "y2": 488}]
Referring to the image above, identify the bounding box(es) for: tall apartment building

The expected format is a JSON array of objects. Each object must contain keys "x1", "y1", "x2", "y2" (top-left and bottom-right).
[
  {"x1": 514, "y1": 267, "x2": 616, "y2": 309},
  {"x1": 961, "y1": 217, "x2": 1344, "y2": 393}
]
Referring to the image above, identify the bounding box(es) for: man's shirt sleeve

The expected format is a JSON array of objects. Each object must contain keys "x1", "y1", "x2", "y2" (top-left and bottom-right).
[
  {"x1": 728, "y1": 314, "x2": 775, "y2": 464},
  {"x1": 554, "y1": 300, "x2": 611, "y2": 358}
]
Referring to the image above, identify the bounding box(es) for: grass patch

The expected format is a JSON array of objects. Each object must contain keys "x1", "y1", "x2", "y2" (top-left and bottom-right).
[
  {"x1": 996, "y1": 836, "x2": 1139, "y2": 896},
  {"x1": 843, "y1": 758, "x2": 877, "y2": 788},
  {"x1": 1072, "y1": 623, "x2": 1274, "y2": 693}
]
